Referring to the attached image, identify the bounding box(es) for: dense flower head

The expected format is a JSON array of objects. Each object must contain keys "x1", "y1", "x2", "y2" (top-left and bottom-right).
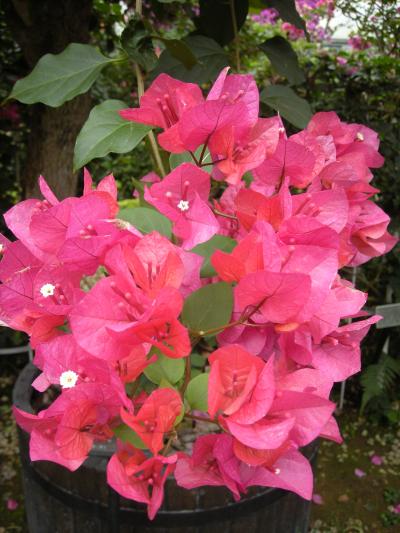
[{"x1": 4, "y1": 69, "x2": 396, "y2": 520}]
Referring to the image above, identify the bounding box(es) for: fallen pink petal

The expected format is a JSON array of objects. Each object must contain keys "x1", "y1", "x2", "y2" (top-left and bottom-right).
[
  {"x1": 7, "y1": 498, "x2": 18, "y2": 511},
  {"x1": 354, "y1": 468, "x2": 367, "y2": 478},
  {"x1": 312, "y1": 493, "x2": 324, "y2": 505},
  {"x1": 371, "y1": 454, "x2": 383, "y2": 466}
]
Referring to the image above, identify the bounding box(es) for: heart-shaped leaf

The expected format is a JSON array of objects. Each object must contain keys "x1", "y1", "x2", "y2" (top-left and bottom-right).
[
  {"x1": 182, "y1": 282, "x2": 233, "y2": 334},
  {"x1": 9, "y1": 43, "x2": 115, "y2": 107},
  {"x1": 151, "y1": 36, "x2": 228, "y2": 84},
  {"x1": 144, "y1": 352, "x2": 185, "y2": 384},
  {"x1": 74, "y1": 99, "x2": 151, "y2": 169},
  {"x1": 194, "y1": 0, "x2": 249, "y2": 46},
  {"x1": 156, "y1": 38, "x2": 197, "y2": 69},
  {"x1": 261, "y1": 85, "x2": 312, "y2": 129},
  {"x1": 259, "y1": 36, "x2": 305, "y2": 85},
  {"x1": 185, "y1": 373, "x2": 209, "y2": 412}
]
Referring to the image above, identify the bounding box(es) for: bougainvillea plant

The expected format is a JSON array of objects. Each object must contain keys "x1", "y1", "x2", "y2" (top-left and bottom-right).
[{"x1": 1, "y1": 67, "x2": 396, "y2": 520}]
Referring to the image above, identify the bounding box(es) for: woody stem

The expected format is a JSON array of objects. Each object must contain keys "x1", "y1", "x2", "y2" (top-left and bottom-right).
[
  {"x1": 162, "y1": 432, "x2": 176, "y2": 455},
  {"x1": 134, "y1": 0, "x2": 166, "y2": 177},
  {"x1": 229, "y1": 0, "x2": 241, "y2": 72},
  {"x1": 180, "y1": 355, "x2": 192, "y2": 397},
  {"x1": 198, "y1": 137, "x2": 210, "y2": 166},
  {"x1": 184, "y1": 413, "x2": 220, "y2": 425},
  {"x1": 193, "y1": 297, "x2": 269, "y2": 338},
  {"x1": 195, "y1": 319, "x2": 243, "y2": 338},
  {"x1": 213, "y1": 209, "x2": 238, "y2": 220},
  {"x1": 189, "y1": 151, "x2": 200, "y2": 165}
]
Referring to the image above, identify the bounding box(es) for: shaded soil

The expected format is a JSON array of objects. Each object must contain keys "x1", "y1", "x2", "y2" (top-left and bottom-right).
[{"x1": 310, "y1": 411, "x2": 400, "y2": 532}]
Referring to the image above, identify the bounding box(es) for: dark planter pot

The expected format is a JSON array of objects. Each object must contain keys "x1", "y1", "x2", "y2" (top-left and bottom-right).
[{"x1": 13, "y1": 363, "x2": 318, "y2": 533}]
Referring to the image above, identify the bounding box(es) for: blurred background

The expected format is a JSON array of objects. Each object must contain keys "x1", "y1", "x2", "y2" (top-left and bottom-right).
[{"x1": 0, "y1": 1, "x2": 399, "y2": 531}]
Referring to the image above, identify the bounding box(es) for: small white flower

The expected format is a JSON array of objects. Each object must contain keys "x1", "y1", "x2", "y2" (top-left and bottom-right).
[
  {"x1": 356, "y1": 132, "x2": 364, "y2": 141},
  {"x1": 60, "y1": 370, "x2": 79, "y2": 389},
  {"x1": 177, "y1": 199, "x2": 190, "y2": 212},
  {"x1": 40, "y1": 283, "x2": 56, "y2": 298}
]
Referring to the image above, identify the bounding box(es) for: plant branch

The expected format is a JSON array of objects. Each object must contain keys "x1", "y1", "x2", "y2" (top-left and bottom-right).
[
  {"x1": 162, "y1": 431, "x2": 176, "y2": 455},
  {"x1": 198, "y1": 138, "x2": 210, "y2": 165},
  {"x1": 212, "y1": 208, "x2": 238, "y2": 221},
  {"x1": 180, "y1": 355, "x2": 192, "y2": 397},
  {"x1": 134, "y1": 0, "x2": 166, "y2": 177},
  {"x1": 229, "y1": 0, "x2": 241, "y2": 72},
  {"x1": 184, "y1": 413, "x2": 219, "y2": 425},
  {"x1": 192, "y1": 297, "x2": 269, "y2": 339},
  {"x1": 189, "y1": 151, "x2": 200, "y2": 165}
]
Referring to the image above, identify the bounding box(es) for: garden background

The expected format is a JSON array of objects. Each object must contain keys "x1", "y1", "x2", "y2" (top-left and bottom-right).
[{"x1": 0, "y1": 1, "x2": 399, "y2": 531}]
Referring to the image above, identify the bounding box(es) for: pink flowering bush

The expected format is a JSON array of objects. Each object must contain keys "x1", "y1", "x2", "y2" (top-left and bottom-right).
[
  {"x1": 252, "y1": 0, "x2": 335, "y2": 42},
  {"x1": 2, "y1": 67, "x2": 396, "y2": 520}
]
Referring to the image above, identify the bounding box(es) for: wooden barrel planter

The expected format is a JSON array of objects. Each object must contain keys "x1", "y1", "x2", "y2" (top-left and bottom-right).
[{"x1": 13, "y1": 363, "x2": 318, "y2": 533}]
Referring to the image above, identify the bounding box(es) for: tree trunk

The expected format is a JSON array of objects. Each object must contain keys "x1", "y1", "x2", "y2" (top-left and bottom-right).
[{"x1": 3, "y1": 0, "x2": 94, "y2": 199}]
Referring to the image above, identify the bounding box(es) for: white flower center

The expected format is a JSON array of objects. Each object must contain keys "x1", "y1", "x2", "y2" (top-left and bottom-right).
[
  {"x1": 356, "y1": 132, "x2": 364, "y2": 141},
  {"x1": 177, "y1": 199, "x2": 190, "y2": 212},
  {"x1": 60, "y1": 370, "x2": 78, "y2": 389},
  {"x1": 274, "y1": 468, "x2": 281, "y2": 475},
  {"x1": 0, "y1": 244, "x2": 4, "y2": 254},
  {"x1": 40, "y1": 283, "x2": 56, "y2": 298}
]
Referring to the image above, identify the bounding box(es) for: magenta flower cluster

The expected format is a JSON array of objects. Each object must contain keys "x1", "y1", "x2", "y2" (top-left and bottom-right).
[{"x1": 2, "y1": 68, "x2": 396, "y2": 519}]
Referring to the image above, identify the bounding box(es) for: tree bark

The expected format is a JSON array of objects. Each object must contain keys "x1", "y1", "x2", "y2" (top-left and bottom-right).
[{"x1": 3, "y1": 0, "x2": 94, "y2": 199}]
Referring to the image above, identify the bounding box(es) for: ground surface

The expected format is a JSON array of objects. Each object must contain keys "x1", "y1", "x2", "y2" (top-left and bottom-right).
[{"x1": 1, "y1": 367, "x2": 399, "y2": 532}]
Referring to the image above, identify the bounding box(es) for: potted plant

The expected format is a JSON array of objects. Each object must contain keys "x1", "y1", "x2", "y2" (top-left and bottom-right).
[{"x1": 3, "y1": 67, "x2": 396, "y2": 532}]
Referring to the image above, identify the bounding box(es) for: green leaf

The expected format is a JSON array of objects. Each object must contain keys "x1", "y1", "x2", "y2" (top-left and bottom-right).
[
  {"x1": 170, "y1": 152, "x2": 194, "y2": 170},
  {"x1": 144, "y1": 352, "x2": 185, "y2": 384},
  {"x1": 182, "y1": 282, "x2": 233, "y2": 334},
  {"x1": 259, "y1": 36, "x2": 305, "y2": 86},
  {"x1": 195, "y1": 0, "x2": 249, "y2": 47},
  {"x1": 151, "y1": 36, "x2": 229, "y2": 85},
  {"x1": 118, "y1": 206, "x2": 172, "y2": 238},
  {"x1": 260, "y1": 85, "x2": 312, "y2": 129},
  {"x1": 191, "y1": 235, "x2": 237, "y2": 277},
  {"x1": 159, "y1": 377, "x2": 175, "y2": 389},
  {"x1": 185, "y1": 373, "x2": 209, "y2": 412},
  {"x1": 156, "y1": 38, "x2": 197, "y2": 70},
  {"x1": 191, "y1": 352, "x2": 205, "y2": 369},
  {"x1": 9, "y1": 43, "x2": 115, "y2": 107},
  {"x1": 262, "y1": 0, "x2": 307, "y2": 33},
  {"x1": 73, "y1": 100, "x2": 151, "y2": 169},
  {"x1": 113, "y1": 423, "x2": 147, "y2": 449},
  {"x1": 121, "y1": 15, "x2": 157, "y2": 71}
]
